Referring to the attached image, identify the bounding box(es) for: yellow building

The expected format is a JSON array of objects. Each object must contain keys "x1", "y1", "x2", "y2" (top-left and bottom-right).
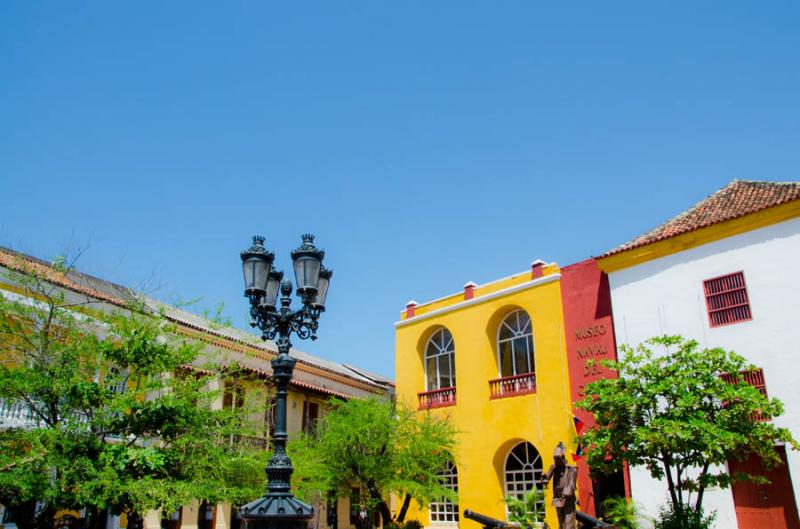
[{"x1": 395, "y1": 262, "x2": 577, "y2": 529}]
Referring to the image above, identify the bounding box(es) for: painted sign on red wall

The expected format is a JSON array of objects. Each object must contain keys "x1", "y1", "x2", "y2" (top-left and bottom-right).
[{"x1": 560, "y1": 259, "x2": 629, "y2": 516}]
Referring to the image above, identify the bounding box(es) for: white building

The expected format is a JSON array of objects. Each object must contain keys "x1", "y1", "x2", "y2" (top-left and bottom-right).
[{"x1": 597, "y1": 180, "x2": 800, "y2": 529}]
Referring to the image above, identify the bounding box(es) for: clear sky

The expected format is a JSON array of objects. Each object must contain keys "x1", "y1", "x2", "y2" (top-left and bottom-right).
[{"x1": 2, "y1": 2, "x2": 799, "y2": 378}]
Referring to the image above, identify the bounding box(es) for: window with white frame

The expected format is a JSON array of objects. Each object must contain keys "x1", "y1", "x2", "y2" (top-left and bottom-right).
[
  {"x1": 429, "y1": 458, "x2": 459, "y2": 523},
  {"x1": 497, "y1": 310, "x2": 534, "y2": 378},
  {"x1": 504, "y1": 442, "x2": 545, "y2": 519},
  {"x1": 425, "y1": 328, "x2": 456, "y2": 391}
]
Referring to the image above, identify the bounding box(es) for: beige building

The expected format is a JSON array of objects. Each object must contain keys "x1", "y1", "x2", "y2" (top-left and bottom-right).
[{"x1": 0, "y1": 247, "x2": 393, "y2": 529}]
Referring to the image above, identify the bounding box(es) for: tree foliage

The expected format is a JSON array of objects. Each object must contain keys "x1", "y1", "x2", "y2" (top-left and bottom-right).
[
  {"x1": 577, "y1": 335, "x2": 797, "y2": 515},
  {"x1": 600, "y1": 497, "x2": 649, "y2": 529},
  {"x1": 288, "y1": 397, "x2": 457, "y2": 527},
  {"x1": 0, "y1": 257, "x2": 270, "y2": 529},
  {"x1": 653, "y1": 503, "x2": 715, "y2": 529},
  {"x1": 505, "y1": 489, "x2": 545, "y2": 526}
]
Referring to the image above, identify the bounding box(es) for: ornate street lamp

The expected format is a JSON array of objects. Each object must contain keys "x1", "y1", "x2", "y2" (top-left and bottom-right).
[{"x1": 239, "y1": 234, "x2": 332, "y2": 529}]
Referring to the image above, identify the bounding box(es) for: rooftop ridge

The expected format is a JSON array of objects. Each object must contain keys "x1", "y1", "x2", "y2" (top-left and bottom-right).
[{"x1": 0, "y1": 246, "x2": 393, "y2": 389}]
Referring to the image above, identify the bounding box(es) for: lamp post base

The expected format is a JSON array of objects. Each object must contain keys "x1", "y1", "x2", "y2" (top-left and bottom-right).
[{"x1": 240, "y1": 493, "x2": 315, "y2": 529}]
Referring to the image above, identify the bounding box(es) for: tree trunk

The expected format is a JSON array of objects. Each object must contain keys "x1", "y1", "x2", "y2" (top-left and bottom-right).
[
  {"x1": 35, "y1": 504, "x2": 56, "y2": 529},
  {"x1": 661, "y1": 456, "x2": 680, "y2": 510},
  {"x1": 368, "y1": 487, "x2": 391, "y2": 528},
  {"x1": 375, "y1": 502, "x2": 392, "y2": 528},
  {"x1": 396, "y1": 494, "x2": 412, "y2": 524},
  {"x1": 675, "y1": 466, "x2": 684, "y2": 506},
  {"x1": 695, "y1": 462, "x2": 711, "y2": 513}
]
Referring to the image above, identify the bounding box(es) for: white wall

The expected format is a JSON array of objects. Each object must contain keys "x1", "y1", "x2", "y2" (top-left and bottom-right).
[{"x1": 608, "y1": 216, "x2": 800, "y2": 528}]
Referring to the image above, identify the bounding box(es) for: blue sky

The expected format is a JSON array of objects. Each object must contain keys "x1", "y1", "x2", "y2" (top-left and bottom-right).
[{"x1": 2, "y1": 2, "x2": 799, "y2": 377}]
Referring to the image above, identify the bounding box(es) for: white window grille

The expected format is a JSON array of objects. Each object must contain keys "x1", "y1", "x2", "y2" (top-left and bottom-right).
[
  {"x1": 425, "y1": 328, "x2": 456, "y2": 391},
  {"x1": 429, "y1": 459, "x2": 459, "y2": 523},
  {"x1": 497, "y1": 310, "x2": 534, "y2": 378},
  {"x1": 504, "y1": 442, "x2": 545, "y2": 520}
]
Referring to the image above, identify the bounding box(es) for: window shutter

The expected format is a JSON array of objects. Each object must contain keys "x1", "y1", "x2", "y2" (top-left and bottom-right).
[{"x1": 703, "y1": 271, "x2": 752, "y2": 327}]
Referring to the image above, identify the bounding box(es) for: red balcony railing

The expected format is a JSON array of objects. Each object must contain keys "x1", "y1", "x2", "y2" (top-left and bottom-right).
[
  {"x1": 418, "y1": 387, "x2": 456, "y2": 410},
  {"x1": 489, "y1": 372, "x2": 536, "y2": 399}
]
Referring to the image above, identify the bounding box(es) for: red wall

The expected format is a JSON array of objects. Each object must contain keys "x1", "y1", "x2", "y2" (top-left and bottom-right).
[{"x1": 560, "y1": 258, "x2": 630, "y2": 515}]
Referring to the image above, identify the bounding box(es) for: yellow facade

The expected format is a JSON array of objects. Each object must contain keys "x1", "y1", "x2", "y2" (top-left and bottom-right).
[{"x1": 395, "y1": 264, "x2": 576, "y2": 529}]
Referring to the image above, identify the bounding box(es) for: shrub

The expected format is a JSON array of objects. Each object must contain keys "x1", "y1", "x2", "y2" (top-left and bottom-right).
[
  {"x1": 401, "y1": 520, "x2": 423, "y2": 529},
  {"x1": 505, "y1": 489, "x2": 546, "y2": 525},
  {"x1": 601, "y1": 497, "x2": 650, "y2": 529},
  {"x1": 654, "y1": 504, "x2": 715, "y2": 529}
]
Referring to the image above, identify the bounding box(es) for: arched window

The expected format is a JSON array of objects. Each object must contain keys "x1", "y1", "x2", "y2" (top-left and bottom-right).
[
  {"x1": 504, "y1": 442, "x2": 545, "y2": 519},
  {"x1": 425, "y1": 328, "x2": 455, "y2": 391},
  {"x1": 497, "y1": 310, "x2": 534, "y2": 378},
  {"x1": 429, "y1": 458, "x2": 459, "y2": 523}
]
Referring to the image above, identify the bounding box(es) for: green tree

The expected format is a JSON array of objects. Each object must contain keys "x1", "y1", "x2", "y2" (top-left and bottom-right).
[
  {"x1": 577, "y1": 335, "x2": 797, "y2": 518},
  {"x1": 0, "y1": 256, "x2": 269, "y2": 529},
  {"x1": 289, "y1": 397, "x2": 457, "y2": 527}
]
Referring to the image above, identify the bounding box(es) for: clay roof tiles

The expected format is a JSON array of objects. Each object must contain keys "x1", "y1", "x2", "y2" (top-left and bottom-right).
[
  {"x1": 0, "y1": 246, "x2": 393, "y2": 397},
  {"x1": 603, "y1": 179, "x2": 800, "y2": 257}
]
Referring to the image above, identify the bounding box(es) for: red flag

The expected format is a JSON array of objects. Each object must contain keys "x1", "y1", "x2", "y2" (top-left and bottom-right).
[
  {"x1": 573, "y1": 415, "x2": 585, "y2": 434},
  {"x1": 572, "y1": 441, "x2": 584, "y2": 461}
]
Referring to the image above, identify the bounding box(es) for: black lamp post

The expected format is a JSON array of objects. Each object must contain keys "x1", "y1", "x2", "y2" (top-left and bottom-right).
[{"x1": 238, "y1": 234, "x2": 332, "y2": 529}]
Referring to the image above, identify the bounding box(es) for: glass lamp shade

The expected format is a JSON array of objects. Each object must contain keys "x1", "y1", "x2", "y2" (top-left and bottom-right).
[
  {"x1": 312, "y1": 268, "x2": 332, "y2": 309},
  {"x1": 290, "y1": 234, "x2": 325, "y2": 295},
  {"x1": 261, "y1": 269, "x2": 284, "y2": 309},
  {"x1": 241, "y1": 236, "x2": 274, "y2": 296}
]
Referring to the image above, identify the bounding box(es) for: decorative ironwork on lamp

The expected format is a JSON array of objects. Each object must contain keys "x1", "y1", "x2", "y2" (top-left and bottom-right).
[{"x1": 238, "y1": 234, "x2": 332, "y2": 529}]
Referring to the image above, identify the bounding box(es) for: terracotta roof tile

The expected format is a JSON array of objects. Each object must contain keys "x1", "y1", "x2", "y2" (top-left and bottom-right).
[
  {"x1": 603, "y1": 180, "x2": 800, "y2": 257},
  {"x1": 0, "y1": 248, "x2": 134, "y2": 307},
  {"x1": 0, "y1": 246, "x2": 393, "y2": 397}
]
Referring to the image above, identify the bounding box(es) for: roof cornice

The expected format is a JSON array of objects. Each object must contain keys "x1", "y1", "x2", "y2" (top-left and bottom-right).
[
  {"x1": 597, "y1": 199, "x2": 800, "y2": 273},
  {"x1": 0, "y1": 248, "x2": 392, "y2": 395},
  {"x1": 394, "y1": 273, "x2": 560, "y2": 328}
]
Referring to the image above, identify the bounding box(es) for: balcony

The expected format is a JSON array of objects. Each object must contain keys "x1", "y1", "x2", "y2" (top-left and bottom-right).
[
  {"x1": 1, "y1": 399, "x2": 267, "y2": 446},
  {"x1": 417, "y1": 387, "x2": 456, "y2": 410},
  {"x1": 234, "y1": 434, "x2": 269, "y2": 450},
  {"x1": 1, "y1": 399, "x2": 116, "y2": 435},
  {"x1": 0, "y1": 399, "x2": 45, "y2": 429},
  {"x1": 489, "y1": 372, "x2": 536, "y2": 399}
]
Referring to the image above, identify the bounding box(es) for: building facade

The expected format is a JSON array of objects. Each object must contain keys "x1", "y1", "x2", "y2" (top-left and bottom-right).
[
  {"x1": 559, "y1": 259, "x2": 630, "y2": 515},
  {"x1": 395, "y1": 259, "x2": 627, "y2": 528},
  {"x1": 0, "y1": 247, "x2": 393, "y2": 529},
  {"x1": 597, "y1": 180, "x2": 800, "y2": 529}
]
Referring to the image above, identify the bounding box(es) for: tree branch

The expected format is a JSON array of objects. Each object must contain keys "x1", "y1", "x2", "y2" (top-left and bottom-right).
[
  {"x1": 662, "y1": 453, "x2": 679, "y2": 509},
  {"x1": 695, "y1": 461, "x2": 711, "y2": 512}
]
